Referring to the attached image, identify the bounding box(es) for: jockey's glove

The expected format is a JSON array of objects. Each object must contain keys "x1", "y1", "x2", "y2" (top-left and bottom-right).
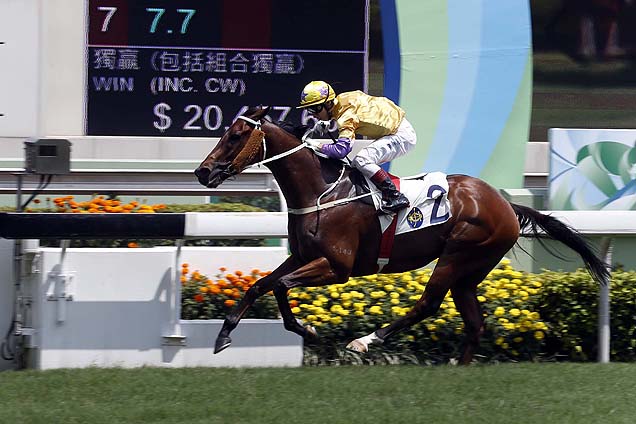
[{"x1": 311, "y1": 120, "x2": 332, "y2": 136}]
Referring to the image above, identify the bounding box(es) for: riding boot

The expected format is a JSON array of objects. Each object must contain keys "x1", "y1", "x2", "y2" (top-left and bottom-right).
[{"x1": 371, "y1": 170, "x2": 410, "y2": 214}]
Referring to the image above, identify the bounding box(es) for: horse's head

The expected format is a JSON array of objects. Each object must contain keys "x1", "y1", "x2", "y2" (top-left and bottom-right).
[{"x1": 195, "y1": 106, "x2": 270, "y2": 188}]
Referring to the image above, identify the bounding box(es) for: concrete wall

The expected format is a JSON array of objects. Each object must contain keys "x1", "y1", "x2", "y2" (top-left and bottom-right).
[{"x1": 1, "y1": 245, "x2": 302, "y2": 370}]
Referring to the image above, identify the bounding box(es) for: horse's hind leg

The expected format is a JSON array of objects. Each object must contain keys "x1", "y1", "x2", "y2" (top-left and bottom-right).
[
  {"x1": 346, "y1": 259, "x2": 455, "y2": 353},
  {"x1": 451, "y1": 284, "x2": 484, "y2": 365}
]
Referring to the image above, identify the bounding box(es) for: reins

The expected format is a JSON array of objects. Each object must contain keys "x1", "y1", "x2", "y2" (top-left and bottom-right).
[
  {"x1": 237, "y1": 116, "x2": 310, "y2": 169},
  {"x1": 235, "y1": 115, "x2": 377, "y2": 215}
]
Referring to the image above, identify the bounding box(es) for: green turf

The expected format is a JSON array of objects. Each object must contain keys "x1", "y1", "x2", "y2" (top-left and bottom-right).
[{"x1": 1, "y1": 363, "x2": 635, "y2": 423}]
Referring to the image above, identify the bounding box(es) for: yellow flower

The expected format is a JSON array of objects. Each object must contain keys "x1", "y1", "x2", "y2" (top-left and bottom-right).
[
  {"x1": 384, "y1": 284, "x2": 395, "y2": 291},
  {"x1": 494, "y1": 307, "x2": 505, "y2": 316},
  {"x1": 291, "y1": 307, "x2": 301, "y2": 314},
  {"x1": 306, "y1": 314, "x2": 317, "y2": 322},
  {"x1": 330, "y1": 316, "x2": 343, "y2": 325},
  {"x1": 369, "y1": 306, "x2": 383, "y2": 315},
  {"x1": 534, "y1": 331, "x2": 545, "y2": 340},
  {"x1": 509, "y1": 308, "x2": 521, "y2": 317},
  {"x1": 354, "y1": 310, "x2": 365, "y2": 316},
  {"x1": 477, "y1": 295, "x2": 486, "y2": 302},
  {"x1": 330, "y1": 291, "x2": 340, "y2": 299},
  {"x1": 370, "y1": 291, "x2": 386, "y2": 299}
]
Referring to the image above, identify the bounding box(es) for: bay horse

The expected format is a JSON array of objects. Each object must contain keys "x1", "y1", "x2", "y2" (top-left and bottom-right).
[{"x1": 195, "y1": 106, "x2": 609, "y2": 364}]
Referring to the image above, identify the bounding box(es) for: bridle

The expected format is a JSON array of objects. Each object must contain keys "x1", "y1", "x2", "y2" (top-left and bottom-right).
[{"x1": 236, "y1": 116, "x2": 308, "y2": 169}]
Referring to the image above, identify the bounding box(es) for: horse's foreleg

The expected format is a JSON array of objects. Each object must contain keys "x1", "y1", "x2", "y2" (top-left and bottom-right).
[
  {"x1": 272, "y1": 257, "x2": 339, "y2": 339},
  {"x1": 214, "y1": 256, "x2": 300, "y2": 354}
]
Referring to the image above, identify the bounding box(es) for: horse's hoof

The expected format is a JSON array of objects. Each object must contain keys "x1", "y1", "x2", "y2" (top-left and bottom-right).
[
  {"x1": 304, "y1": 325, "x2": 318, "y2": 339},
  {"x1": 346, "y1": 339, "x2": 368, "y2": 353},
  {"x1": 214, "y1": 336, "x2": 232, "y2": 354}
]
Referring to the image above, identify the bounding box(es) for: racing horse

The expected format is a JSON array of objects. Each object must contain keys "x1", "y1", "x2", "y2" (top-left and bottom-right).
[{"x1": 195, "y1": 107, "x2": 609, "y2": 364}]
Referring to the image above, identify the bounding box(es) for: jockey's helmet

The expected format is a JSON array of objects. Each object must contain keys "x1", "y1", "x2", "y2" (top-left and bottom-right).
[{"x1": 297, "y1": 81, "x2": 336, "y2": 109}]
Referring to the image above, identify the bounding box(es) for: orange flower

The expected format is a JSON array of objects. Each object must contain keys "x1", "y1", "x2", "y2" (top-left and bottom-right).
[
  {"x1": 231, "y1": 290, "x2": 241, "y2": 299},
  {"x1": 181, "y1": 263, "x2": 189, "y2": 268},
  {"x1": 194, "y1": 294, "x2": 205, "y2": 302},
  {"x1": 180, "y1": 276, "x2": 187, "y2": 284},
  {"x1": 199, "y1": 286, "x2": 209, "y2": 293},
  {"x1": 235, "y1": 270, "x2": 243, "y2": 277},
  {"x1": 224, "y1": 299, "x2": 235, "y2": 307},
  {"x1": 127, "y1": 242, "x2": 139, "y2": 248},
  {"x1": 223, "y1": 288, "x2": 234, "y2": 296},
  {"x1": 219, "y1": 267, "x2": 227, "y2": 272},
  {"x1": 289, "y1": 299, "x2": 299, "y2": 308},
  {"x1": 251, "y1": 269, "x2": 260, "y2": 275},
  {"x1": 210, "y1": 285, "x2": 221, "y2": 294}
]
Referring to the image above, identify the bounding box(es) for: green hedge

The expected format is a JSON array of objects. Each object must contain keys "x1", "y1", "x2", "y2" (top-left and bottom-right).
[{"x1": 181, "y1": 261, "x2": 636, "y2": 364}]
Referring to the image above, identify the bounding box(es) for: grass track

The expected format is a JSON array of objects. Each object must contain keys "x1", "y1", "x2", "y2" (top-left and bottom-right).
[{"x1": 1, "y1": 363, "x2": 636, "y2": 424}]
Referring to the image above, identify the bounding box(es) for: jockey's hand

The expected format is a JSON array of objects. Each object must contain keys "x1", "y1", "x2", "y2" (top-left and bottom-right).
[{"x1": 311, "y1": 120, "x2": 331, "y2": 136}]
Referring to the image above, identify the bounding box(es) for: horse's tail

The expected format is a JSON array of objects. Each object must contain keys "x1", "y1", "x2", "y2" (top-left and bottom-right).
[{"x1": 509, "y1": 202, "x2": 610, "y2": 286}]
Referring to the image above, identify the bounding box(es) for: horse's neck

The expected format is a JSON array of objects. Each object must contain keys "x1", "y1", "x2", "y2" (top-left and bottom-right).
[{"x1": 263, "y1": 126, "x2": 346, "y2": 209}]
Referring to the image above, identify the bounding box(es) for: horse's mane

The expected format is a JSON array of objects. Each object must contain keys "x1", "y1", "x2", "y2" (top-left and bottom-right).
[
  {"x1": 244, "y1": 106, "x2": 308, "y2": 140},
  {"x1": 275, "y1": 120, "x2": 309, "y2": 140}
]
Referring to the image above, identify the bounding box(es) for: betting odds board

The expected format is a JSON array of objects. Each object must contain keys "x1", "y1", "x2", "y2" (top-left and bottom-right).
[{"x1": 86, "y1": 0, "x2": 368, "y2": 137}]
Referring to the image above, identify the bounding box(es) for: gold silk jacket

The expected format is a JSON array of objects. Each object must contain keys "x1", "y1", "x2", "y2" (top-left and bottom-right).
[{"x1": 331, "y1": 91, "x2": 405, "y2": 140}]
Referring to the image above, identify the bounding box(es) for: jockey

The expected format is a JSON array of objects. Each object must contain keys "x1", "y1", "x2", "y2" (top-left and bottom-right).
[{"x1": 297, "y1": 80, "x2": 415, "y2": 214}]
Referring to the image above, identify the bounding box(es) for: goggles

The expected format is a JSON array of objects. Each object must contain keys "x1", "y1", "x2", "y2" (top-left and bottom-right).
[{"x1": 307, "y1": 103, "x2": 325, "y2": 114}]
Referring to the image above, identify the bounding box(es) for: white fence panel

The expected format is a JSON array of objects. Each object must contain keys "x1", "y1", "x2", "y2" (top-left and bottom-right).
[{"x1": 22, "y1": 246, "x2": 299, "y2": 370}]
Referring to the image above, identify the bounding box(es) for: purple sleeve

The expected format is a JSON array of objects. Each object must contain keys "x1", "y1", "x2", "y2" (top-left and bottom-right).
[{"x1": 320, "y1": 137, "x2": 352, "y2": 159}]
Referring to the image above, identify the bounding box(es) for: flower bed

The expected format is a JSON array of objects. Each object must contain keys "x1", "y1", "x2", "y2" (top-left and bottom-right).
[{"x1": 181, "y1": 260, "x2": 636, "y2": 365}]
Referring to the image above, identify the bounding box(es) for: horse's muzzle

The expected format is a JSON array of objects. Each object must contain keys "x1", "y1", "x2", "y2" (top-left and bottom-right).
[{"x1": 194, "y1": 164, "x2": 233, "y2": 188}]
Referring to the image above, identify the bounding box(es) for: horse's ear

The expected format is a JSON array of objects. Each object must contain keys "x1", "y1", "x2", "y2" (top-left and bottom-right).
[{"x1": 255, "y1": 106, "x2": 271, "y2": 120}]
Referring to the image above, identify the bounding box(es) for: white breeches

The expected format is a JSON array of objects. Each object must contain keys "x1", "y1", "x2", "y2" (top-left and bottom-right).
[{"x1": 352, "y1": 118, "x2": 417, "y2": 178}]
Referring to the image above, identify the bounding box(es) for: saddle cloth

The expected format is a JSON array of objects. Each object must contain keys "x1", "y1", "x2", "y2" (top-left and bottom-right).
[
  {"x1": 367, "y1": 171, "x2": 452, "y2": 272},
  {"x1": 369, "y1": 171, "x2": 452, "y2": 234}
]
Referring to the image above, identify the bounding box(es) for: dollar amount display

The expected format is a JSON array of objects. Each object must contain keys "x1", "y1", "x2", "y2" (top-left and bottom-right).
[
  {"x1": 85, "y1": 0, "x2": 367, "y2": 137},
  {"x1": 152, "y1": 103, "x2": 314, "y2": 133}
]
